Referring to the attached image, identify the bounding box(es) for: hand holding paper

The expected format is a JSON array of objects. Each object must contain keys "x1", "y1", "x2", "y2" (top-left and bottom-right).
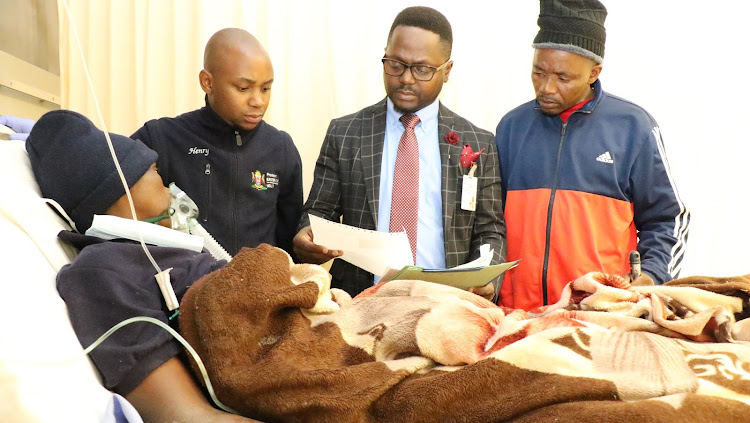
[
  {"x1": 293, "y1": 225, "x2": 342, "y2": 264},
  {"x1": 308, "y1": 214, "x2": 413, "y2": 276}
]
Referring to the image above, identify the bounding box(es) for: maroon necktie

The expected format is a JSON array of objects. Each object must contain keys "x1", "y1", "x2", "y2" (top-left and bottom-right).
[{"x1": 390, "y1": 113, "x2": 420, "y2": 264}]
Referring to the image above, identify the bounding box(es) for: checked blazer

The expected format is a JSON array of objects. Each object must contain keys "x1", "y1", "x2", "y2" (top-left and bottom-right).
[{"x1": 300, "y1": 98, "x2": 507, "y2": 297}]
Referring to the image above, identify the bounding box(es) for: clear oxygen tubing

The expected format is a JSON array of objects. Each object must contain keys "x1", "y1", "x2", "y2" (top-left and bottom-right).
[
  {"x1": 190, "y1": 223, "x2": 233, "y2": 262},
  {"x1": 168, "y1": 183, "x2": 232, "y2": 262},
  {"x1": 2, "y1": 316, "x2": 239, "y2": 415},
  {"x1": 60, "y1": 0, "x2": 162, "y2": 277},
  {"x1": 85, "y1": 317, "x2": 239, "y2": 415}
]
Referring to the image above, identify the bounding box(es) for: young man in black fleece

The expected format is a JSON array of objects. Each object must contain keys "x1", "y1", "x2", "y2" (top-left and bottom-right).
[
  {"x1": 27, "y1": 110, "x2": 260, "y2": 423},
  {"x1": 131, "y1": 28, "x2": 303, "y2": 258}
]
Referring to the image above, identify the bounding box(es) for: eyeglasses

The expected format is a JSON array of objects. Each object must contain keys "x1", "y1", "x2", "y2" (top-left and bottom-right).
[{"x1": 381, "y1": 58, "x2": 451, "y2": 81}]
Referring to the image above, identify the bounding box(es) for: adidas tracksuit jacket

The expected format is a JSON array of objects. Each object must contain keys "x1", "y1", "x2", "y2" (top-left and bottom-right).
[
  {"x1": 131, "y1": 100, "x2": 303, "y2": 257},
  {"x1": 495, "y1": 79, "x2": 689, "y2": 310}
]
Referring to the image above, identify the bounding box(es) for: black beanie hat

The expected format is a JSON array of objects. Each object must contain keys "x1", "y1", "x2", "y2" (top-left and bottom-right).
[
  {"x1": 26, "y1": 110, "x2": 158, "y2": 233},
  {"x1": 532, "y1": 0, "x2": 607, "y2": 64}
]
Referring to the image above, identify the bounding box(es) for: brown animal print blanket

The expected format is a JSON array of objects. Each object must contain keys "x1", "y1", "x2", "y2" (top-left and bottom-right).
[{"x1": 179, "y1": 244, "x2": 750, "y2": 422}]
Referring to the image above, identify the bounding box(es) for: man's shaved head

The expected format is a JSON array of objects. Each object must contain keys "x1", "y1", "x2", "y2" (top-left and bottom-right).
[
  {"x1": 203, "y1": 28, "x2": 268, "y2": 73},
  {"x1": 199, "y1": 28, "x2": 274, "y2": 131}
]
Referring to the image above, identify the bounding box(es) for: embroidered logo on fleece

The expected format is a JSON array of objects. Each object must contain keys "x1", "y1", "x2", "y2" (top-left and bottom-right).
[
  {"x1": 188, "y1": 147, "x2": 210, "y2": 156},
  {"x1": 251, "y1": 171, "x2": 279, "y2": 190},
  {"x1": 596, "y1": 151, "x2": 614, "y2": 164}
]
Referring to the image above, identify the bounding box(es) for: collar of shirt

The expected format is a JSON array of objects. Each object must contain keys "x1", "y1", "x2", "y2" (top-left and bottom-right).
[{"x1": 386, "y1": 97, "x2": 439, "y2": 135}]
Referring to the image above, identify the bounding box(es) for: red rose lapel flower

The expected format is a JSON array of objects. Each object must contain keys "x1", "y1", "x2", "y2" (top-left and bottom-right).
[{"x1": 445, "y1": 131, "x2": 460, "y2": 145}]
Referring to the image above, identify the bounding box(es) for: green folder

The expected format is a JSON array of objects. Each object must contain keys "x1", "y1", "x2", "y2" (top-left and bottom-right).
[{"x1": 380, "y1": 260, "x2": 520, "y2": 289}]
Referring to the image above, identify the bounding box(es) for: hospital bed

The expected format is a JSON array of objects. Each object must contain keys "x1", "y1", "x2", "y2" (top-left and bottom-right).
[{"x1": 0, "y1": 139, "x2": 135, "y2": 422}]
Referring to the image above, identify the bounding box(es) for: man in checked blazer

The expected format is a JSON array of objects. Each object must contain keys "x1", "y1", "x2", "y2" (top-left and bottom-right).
[{"x1": 294, "y1": 6, "x2": 506, "y2": 300}]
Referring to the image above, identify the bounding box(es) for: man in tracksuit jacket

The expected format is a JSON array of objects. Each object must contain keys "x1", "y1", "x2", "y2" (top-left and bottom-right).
[
  {"x1": 496, "y1": 0, "x2": 689, "y2": 310},
  {"x1": 132, "y1": 28, "x2": 303, "y2": 257}
]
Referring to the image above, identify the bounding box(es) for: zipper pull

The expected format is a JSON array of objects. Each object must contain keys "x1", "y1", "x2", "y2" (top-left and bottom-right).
[
  {"x1": 235, "y1": 131, "x2": 242, "y2": 146},
  {"x1": 205, "y1": 163, "x2": 211, "y2": 175}
]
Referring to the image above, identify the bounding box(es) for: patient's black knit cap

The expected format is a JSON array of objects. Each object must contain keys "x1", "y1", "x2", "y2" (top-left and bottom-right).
[
  {"x1": 532, "y1": 0, "x2": 607, "y2": 64},
  {"x1": 26, "y1": 110, "x2": 158, "y2": 233}
]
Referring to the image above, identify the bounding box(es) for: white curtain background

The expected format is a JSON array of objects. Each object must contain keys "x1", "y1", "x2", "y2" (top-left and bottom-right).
[{"x1": 58, "y1": 0, "x2": 750, "y2": 278}]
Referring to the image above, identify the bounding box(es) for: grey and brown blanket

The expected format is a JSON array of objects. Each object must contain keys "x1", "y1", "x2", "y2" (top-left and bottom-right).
[{"x1": 180, "y1": 244, "x2": 750, "y2": 422}]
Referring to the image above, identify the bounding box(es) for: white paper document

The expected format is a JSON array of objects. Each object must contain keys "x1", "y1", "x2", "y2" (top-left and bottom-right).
[
  {"x1": 309, "y1": 214, "x2": 414, "y2": 276},
  {"x1": 452, "y1": 243, "x2": 494, "y2": 269}
]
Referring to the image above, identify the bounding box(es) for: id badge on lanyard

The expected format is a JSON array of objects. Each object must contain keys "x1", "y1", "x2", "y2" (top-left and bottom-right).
[{"x1": 461, "y1": 163, "x2": 478, "y2": 211}]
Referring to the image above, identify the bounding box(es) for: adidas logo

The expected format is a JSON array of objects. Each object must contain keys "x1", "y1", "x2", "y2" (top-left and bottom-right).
[{"x1": 596, "y1": 151, "x2": 614, "y2": 164}]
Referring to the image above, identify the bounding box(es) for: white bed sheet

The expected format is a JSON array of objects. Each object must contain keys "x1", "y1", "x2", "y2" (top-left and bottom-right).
[{"x1": 0, "y1": 139, "x2": 119, "y2": 422}]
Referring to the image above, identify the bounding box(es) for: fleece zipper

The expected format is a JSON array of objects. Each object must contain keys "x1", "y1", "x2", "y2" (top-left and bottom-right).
[
  {"x1": 231, "y1": 130, "x2": 242, "y2": 254},
  {"x1": 201, "y1": 163, "x2": 211, "y2": 224}
]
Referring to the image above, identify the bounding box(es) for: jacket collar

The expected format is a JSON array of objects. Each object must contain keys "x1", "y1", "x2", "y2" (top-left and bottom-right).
[
  {"x1": 582, "y1": 79, "x2": 604, "y2": 112},
  {"x1": 197, "y1": 96, "x2": 261, "y2": 138},
  {"x1": 533, "y1": 78, "x2": 604, "y2": 115}
]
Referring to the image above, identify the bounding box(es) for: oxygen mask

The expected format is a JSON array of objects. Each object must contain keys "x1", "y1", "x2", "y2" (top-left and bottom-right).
[{"x1": 144, "y1": 183, "x2": 232, "y2": 261}]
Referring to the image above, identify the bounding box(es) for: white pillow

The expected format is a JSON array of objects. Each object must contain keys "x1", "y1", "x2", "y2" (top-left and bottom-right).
[{"x1": 0, "y1": 140, "x2": 112, "y2": 422}]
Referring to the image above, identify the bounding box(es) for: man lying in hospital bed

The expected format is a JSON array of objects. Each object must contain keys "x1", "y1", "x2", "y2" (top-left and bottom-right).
[
  {"x1": 1, "y1": 110, "x2": 253, "y2": 423},
  {"x1": 4, "y1": 110, "x2": 750, "y2": 422}
]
